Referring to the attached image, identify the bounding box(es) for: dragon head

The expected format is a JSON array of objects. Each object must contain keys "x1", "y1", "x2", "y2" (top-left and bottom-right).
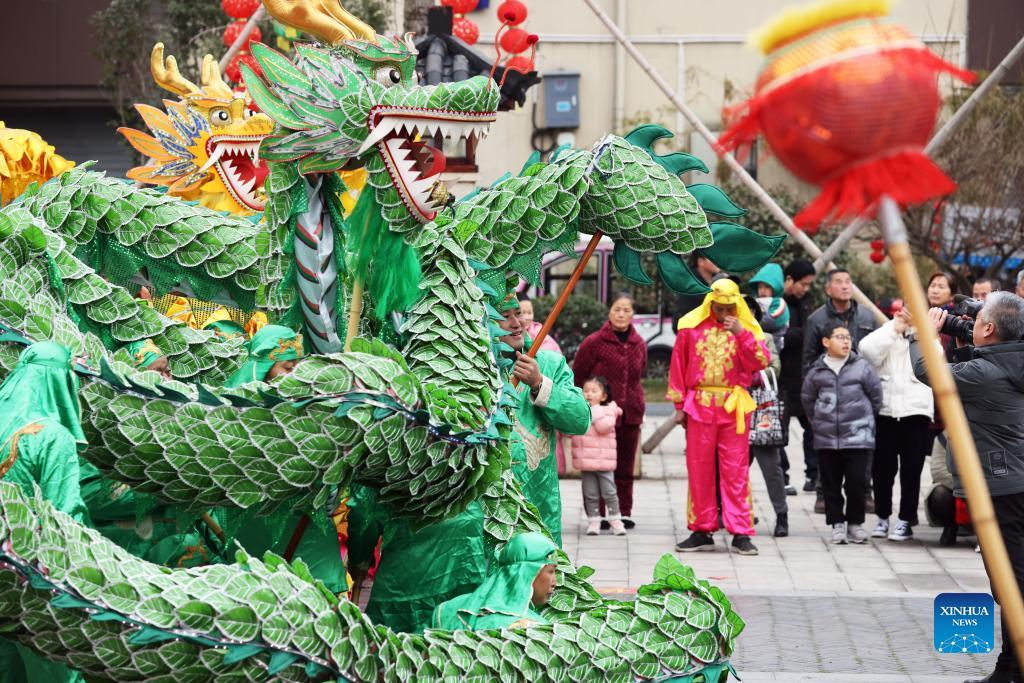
[
  {"x1": 244, "y1": 0, "x2": 499, "y2": 226},
  {"x1": 119, "y1": 44, "x2": 274, "y2": 215}
]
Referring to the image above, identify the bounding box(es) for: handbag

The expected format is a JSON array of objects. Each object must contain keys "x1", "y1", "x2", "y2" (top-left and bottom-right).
[{"x1": 749, "y1": 369, "x2": 785, "y2": 447}]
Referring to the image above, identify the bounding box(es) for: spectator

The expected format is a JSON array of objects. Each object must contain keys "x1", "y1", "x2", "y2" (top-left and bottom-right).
[
  {"x1": 517, "y1": 293, "x2": 562, "y2": 354},
  {"x1": 780, "y1": 259, "x2": 816, "y2": 495},
  {"x1": 859, "y1": 309, "x2": 934, "y2": 542},
  {"x1": 802, "y1": 323, "x2": 883, "y2": 545},
  {"x1": 674, "y1": 254, "x2": 719, "y2": 325},
  {"x1": 912, "y1": 292, "x2": 1024, "y2": 683},
  {"x1": 571, "y1": 377, "x2": 626, "y2": 536},
  {"x1": 748, "y1": 263, "x2": 790, "y2": 353},
  {"x1": 670, "y1": 279, "x2": 770, "y2": 557},
  {"x1": 925, "y1": 436, "x2": 969, "y2": 547},
  {"x1": 927, "y1": 271, "x2": 959, "y2": 359},
  {"x1": 572, "y1": 293, "x2": 647, "y2": 529},
  {"x1": 802, "y1": 268, "x2": 878, "y2": 513},
  {"x1": 973, "y1": 276, "x2": 1000, "y2": 301}
]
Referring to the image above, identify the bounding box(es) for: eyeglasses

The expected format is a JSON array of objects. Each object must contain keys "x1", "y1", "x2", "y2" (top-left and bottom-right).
[{"x1": 830, "y1": 334, "x2": 852, "y2": 341}]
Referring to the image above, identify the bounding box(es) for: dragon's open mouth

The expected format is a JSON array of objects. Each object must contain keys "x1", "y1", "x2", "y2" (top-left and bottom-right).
[
  {"x1": 361, "y1": 107, "x2": 496, "y2": 222},
  {"x1": 203, "y1": 137, "x2": 269, "y2": 211}
]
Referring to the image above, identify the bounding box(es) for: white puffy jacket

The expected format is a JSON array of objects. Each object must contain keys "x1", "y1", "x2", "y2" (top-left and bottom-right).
[{"x1": 859, "y1": 320, "x2": 934, "y2": 419}]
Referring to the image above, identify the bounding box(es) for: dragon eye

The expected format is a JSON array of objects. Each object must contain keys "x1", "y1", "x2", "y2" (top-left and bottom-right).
[
  {"x1": 210, "y1": 108, "x2": 232, "y2": 125},
  {"x1": 375, "y1": 67, "x2": 402, "y2": 87}
]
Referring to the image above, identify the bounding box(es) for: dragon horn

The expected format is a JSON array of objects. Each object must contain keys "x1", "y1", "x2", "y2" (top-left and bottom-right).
[
  {"x1": 263, "y1": 0, "x2": 377, "y2": 45},
  {"x1": 200, "y1": 54, "x2": 234, "y2": 99},
  {"x1": 150, "y1": 43, "x2": 200, "y2": 98}
]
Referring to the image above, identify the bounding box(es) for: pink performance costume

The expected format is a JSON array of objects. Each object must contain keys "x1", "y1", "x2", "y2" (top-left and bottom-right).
[{"x1": 668, "y1": 279, "x2": 770, "y2": 536}]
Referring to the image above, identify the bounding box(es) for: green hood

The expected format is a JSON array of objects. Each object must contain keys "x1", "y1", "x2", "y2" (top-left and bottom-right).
[
  {"x1": 224, "y1": 325, "x2": 303, "y2": 388},
  {"x1": 434, "y1": 532, "x2": 556, "y2": 631},
  {"x1": 749, "y1": 263, "x2": 784, "y2": 297},
  {"x1": 124, "y1": 339, "x2": 163, "y2": 369},
  {"x1": 0, "y1": 341, "x2": 85, "y2": 447}
]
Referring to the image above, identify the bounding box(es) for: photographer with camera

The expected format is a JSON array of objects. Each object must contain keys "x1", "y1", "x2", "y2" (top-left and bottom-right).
[{"x1": 911, "y1": 291, "x2": 1024, "y2": 683}]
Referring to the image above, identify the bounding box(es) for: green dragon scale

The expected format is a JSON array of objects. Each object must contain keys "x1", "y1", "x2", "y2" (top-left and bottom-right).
[{"x1": 0, "y1": 9, "x2": 785, "y2": 681}]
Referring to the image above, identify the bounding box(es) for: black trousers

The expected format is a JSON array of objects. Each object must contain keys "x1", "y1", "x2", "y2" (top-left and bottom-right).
[
  {"x1": 818, "y1": 449, "x2": 869, "y2": 525},
  {"x1": 985, "y1": 492, "x2": 1024, "y2": 676},
  {"x1": 782, "y1": 400, "x2": 817, "y2": 482},
  {"x1": 872, "y1": 415, "x2": 931, "y2": 523}
]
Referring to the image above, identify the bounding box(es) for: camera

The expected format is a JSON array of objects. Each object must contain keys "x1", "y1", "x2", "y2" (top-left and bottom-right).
[{"x1": 939, "y1": 295, "x2": 984, "y2": 342}]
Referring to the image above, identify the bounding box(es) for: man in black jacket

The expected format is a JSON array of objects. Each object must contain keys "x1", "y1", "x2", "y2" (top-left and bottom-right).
[
  {"x1": 780, "y1": 259, "x2": 816, "y2": 493},
  {"x1": 912, "y1": 291, "x2": 1024, "y2": 683}
]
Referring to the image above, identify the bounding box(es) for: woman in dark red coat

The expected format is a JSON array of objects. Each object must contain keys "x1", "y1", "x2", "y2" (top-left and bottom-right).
[{"x1": 572, "y1": 293, "x2": 647, "y2": 527}]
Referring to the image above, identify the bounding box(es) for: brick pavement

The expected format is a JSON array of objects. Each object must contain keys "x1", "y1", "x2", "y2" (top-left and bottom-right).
[{"x1": 560, "y1": 413, "x2": 997, "y2": 680}]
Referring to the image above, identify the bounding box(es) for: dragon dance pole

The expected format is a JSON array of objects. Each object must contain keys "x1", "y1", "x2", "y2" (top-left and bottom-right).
[
  {"x1": 879, "y1": 196, "x2": 1024, "y2": 668},
  {"x1": 219, "y1": 6, "x2": 267, "y2": 72},
  {"x1": 511, "y1": 232, "x2": 602, "y2": 388}
]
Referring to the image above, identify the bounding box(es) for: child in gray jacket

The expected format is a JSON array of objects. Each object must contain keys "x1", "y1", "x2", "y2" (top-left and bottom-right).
[{"x1": 801, "y1": 323, "x2": 883, "y2": 545}]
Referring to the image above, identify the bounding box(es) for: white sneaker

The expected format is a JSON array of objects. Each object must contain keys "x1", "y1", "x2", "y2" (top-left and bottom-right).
[
  {"x1": 848, "y1": 523, "x2": 869, "y2": 544},
  {"x1": 831, "y1": 523, "x2": 848, "y2": 544},
  {"x1": 888, "y1": 520, "x2": 913, "y2": 542},
  {"x1": 609, "y1": 518, "x2": 627, "y2": 536},
  {"x1": 586, "y1": 518, "x2": 601, "y2": 536},
  {"x1": 871, "y1": 518, "x2": 889, "y2": 538}
]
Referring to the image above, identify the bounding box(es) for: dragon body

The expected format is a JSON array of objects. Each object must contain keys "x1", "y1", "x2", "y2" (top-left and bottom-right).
[{"x1": 0, "y1": 2, "x2": 785, "y2": 679}]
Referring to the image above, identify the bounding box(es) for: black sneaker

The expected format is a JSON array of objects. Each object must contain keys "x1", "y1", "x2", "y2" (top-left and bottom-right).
[
  {"x1": 864, "y1": 493, "x2": 875, "y2": 514},
  {"x1": 814, "y1": 493, "x2": 826, "y2": 514},
  {"x1": 784, "y1": 485, "x2": 798, "y2": 496},
  {"x1": 773, "y1": 513, "x2": 789, "y2": 537},
  {"x1": 675, "y1": 532, "x2": 715, "y2": 552},
  {"x1": 600, "y1": 519, "x2": 610, "y2": 531},
  {"x1": 621, "y1": 517, "x2": 636, "y2": 530},
  {"x1": 940, "y1": 525, "x2": 958, "y2": 547},
  {"x1": 803, "y1": 478, "x2": 816, "y2": 492},
  {"x1": 731, "y1": 535, "x2": 759, "y2": 556}
]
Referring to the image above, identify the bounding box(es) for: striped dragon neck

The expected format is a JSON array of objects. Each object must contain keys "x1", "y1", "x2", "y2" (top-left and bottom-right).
[{"x1": 294, "y1": 177, "x2": 342, "y2": 354}]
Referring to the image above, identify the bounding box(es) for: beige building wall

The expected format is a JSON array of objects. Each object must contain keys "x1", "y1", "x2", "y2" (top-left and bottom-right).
[{"x1": 468, "y1": 0, "x2": 967, "y2": 199}]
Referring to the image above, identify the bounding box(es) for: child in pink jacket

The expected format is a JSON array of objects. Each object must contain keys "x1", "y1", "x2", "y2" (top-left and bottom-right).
[{"x1": 572, "y1": 377, "x2": 626, "y2": 536}]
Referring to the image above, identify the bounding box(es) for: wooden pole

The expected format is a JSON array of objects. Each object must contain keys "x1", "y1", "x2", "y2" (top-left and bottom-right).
[
  {"x1": 344, "y1": 279, "x2": 364, "y2": 353},
  {"x1": 219, "y1": 6, "x2": 266, "y2": 72},
  {"x1": 511, "y1": 232, "x2": 602, "y2": 387},
  {"x1": 641, "y1": 414, "x2": 677, "y2": 454},
  {"x1": 579, "y1": 0, "x2": 886, "y2": 324},
  {"x1": 282, "y1": 514, "x2": 310, "y2": 562},
  {"x1": 200, "y1": 512, "x2": 226, "y2": 543},
  {"x1": 879, "y1": 196, "x2": 1024, "y2": 669}
]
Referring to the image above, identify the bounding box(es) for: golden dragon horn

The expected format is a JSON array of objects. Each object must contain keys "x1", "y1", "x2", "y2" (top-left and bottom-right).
[
  {"x1": 200, "y1": 54, "x2": 234, "y2": 99},
  {"x1": 263, "y1": 0, "x2": 377, "y2": 45},
  {"x1": 150, "y1": 43, "x2": 201, "y2": 98}
]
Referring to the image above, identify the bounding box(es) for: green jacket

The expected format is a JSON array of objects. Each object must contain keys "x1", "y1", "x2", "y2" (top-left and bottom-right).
[
  {"x1": 510, "y1": 348, "x2": 591, "y2": 546},
  {"x1": 347, "y1": 485, "x2": 486, "y2": 633}
]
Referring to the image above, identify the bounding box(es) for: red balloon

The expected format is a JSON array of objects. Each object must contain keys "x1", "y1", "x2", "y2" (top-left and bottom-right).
[
  {"x1": 222, "y1": 20, "x2": 262, "y2": 48},
  {"x1": 441, "y1": 0, "x2": 479, "y2": 13},
  {"x1": 497, "y1": 0, "x2": 528, "y2": 25},
  {"x1": 505, "y1": 55, "x2": 534, "y2": 73},
  {"x1": 500, "y1": 27, "x2": 530, "y2": 54},
  {"x1": 869, "y1": 251, "x2": 886, "y2": 264},
  {"x1": 452, "y1": 17, "x2": 480, "y2": 45},
  {"x1": 221, "y1": 0, "x2": 261, "y2": 20}
]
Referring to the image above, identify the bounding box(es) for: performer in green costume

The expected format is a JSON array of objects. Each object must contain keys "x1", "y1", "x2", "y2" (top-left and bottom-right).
[
  {"x1": 432, "y1": 532, "x2": 557, "y2": 630},
  {"x1": 347, "y1": 485, "x2": 486, "y2": 633},
  {"x1": 81, "y1": 341, "x2": 223, "y2": 568},
  {"x1": 225, "y1": 326, "x2": 347, "y2": 593},
  {"x1": 498, "y1": 295, "x2": 591, "y2": 546},
  {"x1": 0, "y1": 342, "x2": 87, "y2": 683}
]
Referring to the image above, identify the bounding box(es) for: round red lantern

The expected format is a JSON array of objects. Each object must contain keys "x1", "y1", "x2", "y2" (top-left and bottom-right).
[
  {"x1": 497, "y1": 0, "x2": 528, "y2": 26},
  {"x1": 222, "y1": 20, "x2": 262, "y2": 48},
  {"x1": 500, "y1": 27, "x2": 530, "y2": 54},
  {"x1": 452, "y1": 17, "x2": 479, "y2": 45},
  {"x1": 869, "y1": 251, "x2": 886, "y2": 264},
  {"x1": 226, "y1": 49, "x2": 264, "y2": 84},
  {"x1": 718, "y1": 0, "x2": 974, "y2": 232},
  {"x1": 221, "y1": 0, "x2": 261, "y2": 20},
  {"x1": 505, "y1": 55, "x2": 534, "y2": 73},
  {"x1": 441, "y1": 0, "x2": 479, "y2": 14}
]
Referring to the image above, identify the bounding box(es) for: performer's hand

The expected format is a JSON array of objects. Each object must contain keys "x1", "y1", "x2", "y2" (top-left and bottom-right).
[
  {"x1": 723, "y1": 315, "x2": 743, "y2": 335},
  {"x1": 514, "y1": 352, "x2": 544, "y2": 390},
  {"x1": 673, "y1": 409, "x2": 687, "y2": 427},
  {"x1": 893, "y1": 309, "x2": 909, "y2": 334},
  {"x1": 927, "y1": 307, "x2": 948, "y2": 331}
]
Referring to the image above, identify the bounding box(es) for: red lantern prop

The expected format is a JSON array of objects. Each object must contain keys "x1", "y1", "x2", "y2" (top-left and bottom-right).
[
  {"x1": 505, "y1": 55, "x2": 534, "y2": 73},
  {"x1": 223, "y1": 20, "x2": 262, "y2": 48},
  {"x1": 500, "y1": 27, "x2": 530, "y2": 54},
  {"x1": 221, "y1": 0, "x2": 261, "y2": 20},
  {"x1": 226, "y1": 48, "x2": 263, "y2": 84},
  {"x1": 497, "y1": 0, "x2": 528, "y2": 26},
  {"x1": 452, "y1": 17, "x2": 480, "y2": 45},
  {"x1": 441, "y1": 0, "x2": 479, "y2": 13},
  {"x1": 718, "y1": 0, "x2": 974, "y2": 232}
]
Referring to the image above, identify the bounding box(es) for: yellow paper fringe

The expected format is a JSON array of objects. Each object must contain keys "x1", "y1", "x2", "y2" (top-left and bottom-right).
[
  {"x1": 750, "y1": 0, "x2": 892, "y2": 54},
  {"x1": 0, "y1": 122, "x2": 75, "y2": 206}
]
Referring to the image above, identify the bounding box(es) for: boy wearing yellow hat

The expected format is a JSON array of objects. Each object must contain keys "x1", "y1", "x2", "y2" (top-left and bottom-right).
[{"x1": 668, "y1": 278, "x2": 771, "y2": 556}]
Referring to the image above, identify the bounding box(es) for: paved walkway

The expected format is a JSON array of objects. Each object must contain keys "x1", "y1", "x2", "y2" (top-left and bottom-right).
[{"x1": 559, "y1": 412, "x2": 996, "y2": 681}]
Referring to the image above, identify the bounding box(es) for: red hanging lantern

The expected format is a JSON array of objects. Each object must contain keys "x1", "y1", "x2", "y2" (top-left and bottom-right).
[
  {"x1": 497, "y1": 0, "x2": 528, "y2": 26},
  {"x1": 452, "y1": 17, "x2": 480, "y2": 45},
  {"x1": 441, "y1": 0, "x2": 479, "y2": 13},
  {"x1": 869, "y1": 251, "x2": 887, "y2": 264},
  {"x1": 718, "y1": 0, "x2": 974, "y2": 232},
  {"x1": 221, "y1": 0, "x2": 261, "y2": 20},
  {"x1": 869, "y1": 239, "x2": 886, "y2": 264},
  {"x1": 222, "y1": 20, "x2": 262, "y2": 48},
  {"x1": 500, "y1": 27, "x2": 530, "y2": 54},
  {"x1": 226, "y1": 48, "x2": 264, "y2": 84},
  {"x1": 505, "y1": 55, "x2": 534, "y2": 73}
]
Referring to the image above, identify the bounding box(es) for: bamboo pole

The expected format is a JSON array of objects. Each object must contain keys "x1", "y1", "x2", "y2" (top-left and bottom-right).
[
  {"x1": 219, "y1": 6, "x2": 267, "y2": 72},
  {"x1": 344, "y1": 279, "x2": 364, "y2": 353},
  {"x1": 200, "y1": 512, "x2": 226, "y2": 543},
  {"x1": 511, "y1": 232, "x2": 602, "y2": 388},
  {"x1": 879, "y1": 196, "x2": 1024, "y2": 669},
  {"x1": 579, "y1": 0, "x2": 887, "y2": 323},
  {"x1": 282, "y1": 514, "x2": 310, "y2": 562}
]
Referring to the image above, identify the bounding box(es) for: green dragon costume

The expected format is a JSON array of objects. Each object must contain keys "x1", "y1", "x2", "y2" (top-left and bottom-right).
[{"x1": 0, "y1": 1, "x2": 786, "y2": 679}]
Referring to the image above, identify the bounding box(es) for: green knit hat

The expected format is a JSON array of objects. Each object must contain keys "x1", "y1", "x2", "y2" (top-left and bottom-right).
[{"x1": 224, "y1": 325, "x2": 304, "y2": 388}]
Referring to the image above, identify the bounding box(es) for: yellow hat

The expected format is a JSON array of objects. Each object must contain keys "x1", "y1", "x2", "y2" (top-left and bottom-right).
[{"x1": 678, "y1": 278, "x2": 765, "y2": 340}]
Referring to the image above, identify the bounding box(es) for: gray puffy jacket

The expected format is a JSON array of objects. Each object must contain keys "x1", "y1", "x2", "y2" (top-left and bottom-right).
[{"x1": 801, "y1": 353, "x2": 883, "y2": 451}]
